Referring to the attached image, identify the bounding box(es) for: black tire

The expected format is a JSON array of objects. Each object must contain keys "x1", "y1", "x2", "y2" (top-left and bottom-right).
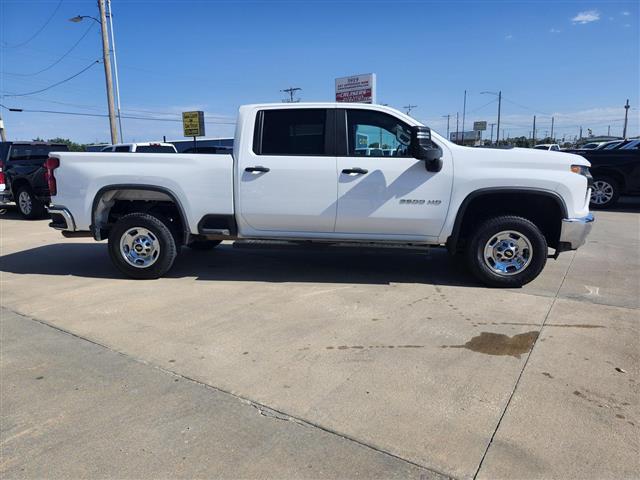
[
  {"x1": 590, "y1": 176, "x2": 620, "y2": 209},
  {"x1": 108, "y1": 212, "x2": 178, "y2": 279},
  {"x1": 466, "y1": 216, "x2": 547, "y2": 288},
  {"x1": 186, "y1": 240, "x2": 222, "y2": 251},
  {"x1": 16, "y1": 186, "x2": 45, "y2": 219}
]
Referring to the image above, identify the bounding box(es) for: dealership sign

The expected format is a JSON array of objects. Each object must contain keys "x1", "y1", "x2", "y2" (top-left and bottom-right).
[
  {"x1": 335, "y1": 73, "x2": 376, "y2": 103},
  {"x1": 473, "y1": 121, "x2": 487, "y2": 131}
]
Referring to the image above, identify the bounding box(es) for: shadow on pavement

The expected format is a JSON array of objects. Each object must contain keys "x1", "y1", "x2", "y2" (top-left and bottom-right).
[{"x1": 0, "y1": 242, "x2": 478, "y2": 287}]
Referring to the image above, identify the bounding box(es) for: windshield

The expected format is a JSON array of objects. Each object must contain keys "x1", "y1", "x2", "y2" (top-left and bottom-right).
[
  {"x1": 135, "y1": 145, "x2": 176, "y2": 153},
  {"x1": 9, "y1": 144, "x2": 69, "y2": 161}
]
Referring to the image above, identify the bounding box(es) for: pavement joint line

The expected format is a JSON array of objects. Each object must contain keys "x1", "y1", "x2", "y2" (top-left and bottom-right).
[
  {"x1": 1, "y1": 306, "x2": 455, "y2": 480},
  {"x1": 472, "y1": 249, "x2": 579, "y2": 480}
]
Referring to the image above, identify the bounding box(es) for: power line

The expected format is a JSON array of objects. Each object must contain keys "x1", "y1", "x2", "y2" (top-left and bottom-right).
[
  {"x1": 2, "y1": 0, "x2": 64, "y2": 49},
  {"x1": 3, "y1": 60, "x2": 101, "y2": 97},
  {"x1": 0, "y1": 104, "x2": 236, "y2": 124},
  {"x1": 4, "y1": 23, "x2": 96, "y2": 76}
]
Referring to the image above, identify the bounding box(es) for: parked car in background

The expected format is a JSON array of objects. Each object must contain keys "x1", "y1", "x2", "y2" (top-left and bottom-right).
[
  {"x1": 100, "y1": 142, "x2": 177, "y2": 153},
  {"x1": 0, "y1": 141, "x2": 69, "y2": 218},
  {"x1": 182, "y1": 146, "x2": 233, "y2": 154},
  {"x1": 533, "y1": 144, "x2": 560, "y2": 151},
  {"x1": 572, "y1": 140, "x2": 640, "y2": 208}
]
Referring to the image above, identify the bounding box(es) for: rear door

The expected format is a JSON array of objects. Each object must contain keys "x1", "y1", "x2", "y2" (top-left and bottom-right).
[
  {"x1": 335, "y1": 108, "x2": 452, "y2": 238},
  {"x1": 236, "y1": 107, "x2": 338, "y2": 234}
]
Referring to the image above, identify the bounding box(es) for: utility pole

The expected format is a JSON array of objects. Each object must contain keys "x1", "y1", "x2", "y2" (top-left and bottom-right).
[
  {"x1": 0, "y1": 110, "x2": 5, "y2": 141},
  {"x1": 623, "y1": 99, "x2": 630, "y2": 139},
  {"x1": 97, "y1": 0, "x2": 118, "y2": 144},
  {"x1": 608, "y1": 125, "x2": 611, "y2": 136},
  {"x1": 532, "y1": 115, "x2": 536, "y2": 146},
  {"x1": 579, "y1": 126, "x2": 582, "y2": 139},
  {"x1": 550, "y1": 116, "x2": 554, "y2": 140},
  {"x1": 281, "y1": 87, "x2": 302, "y2": 103},
  {"x1": 455, "y1": 112, "x2": 459, "y2": 144},
  {"x1": 442, "y1": 114, "x2": 450, "y2": 138},
  {"x1": 106, "y1": 0, "x2": 123, "y2": 142},
  {"x1": 496, "y1": 90, "x2": 502, "y2": 145},
  {"x1": 461, "y1": 90, "x2": 467, "y2": 145},
  {"x1": 403, "y1": 104, "x2": 417, "y2": 115},
  {"x1": 489, "y1": 123, "x2": 496, "y2": 144}
]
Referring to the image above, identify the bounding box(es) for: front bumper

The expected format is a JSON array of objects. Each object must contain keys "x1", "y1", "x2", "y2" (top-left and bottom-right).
[
  {"x1": 559, "y1": 213, "x2": 594, "y2": 250},
  {"x1": 47, "y1": 205, "x2": 76, "y2": 231}
]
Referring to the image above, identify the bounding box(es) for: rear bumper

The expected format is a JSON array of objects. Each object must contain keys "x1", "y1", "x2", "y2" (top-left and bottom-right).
[
  {"x1": 559, "y1": 213, "x2": 594, "y2": 250},
  {"x1": 47, "y1": 205, "x2": 76, "y2": 231},
  {"x1": 0, "y1": 192, "x2": 12, "y2": 205}
]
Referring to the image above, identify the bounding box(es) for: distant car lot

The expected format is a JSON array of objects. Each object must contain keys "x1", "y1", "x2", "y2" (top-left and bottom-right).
[{"x1": 1, "y1": 198, "x2": 638, "y2": 479}]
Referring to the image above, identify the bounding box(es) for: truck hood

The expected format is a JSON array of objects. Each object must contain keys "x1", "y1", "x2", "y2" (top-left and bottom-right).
[{"x1": 452, "y1": 145, "x2": 591, "y2": 168}]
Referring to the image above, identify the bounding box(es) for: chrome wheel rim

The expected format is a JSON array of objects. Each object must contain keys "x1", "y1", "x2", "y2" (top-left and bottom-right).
[
  {"x1": 18, "y1": 191, "x2": 32, "y2": 215},
  {"x1": 120, "y1": 227, "x2": 160, "y2": 268},
  {"x1": 590, "y1": 180, "x2": 613, "y2": 205},
  {"x1": 483, "y1": 230, "x2": 533, "y2": 276}
]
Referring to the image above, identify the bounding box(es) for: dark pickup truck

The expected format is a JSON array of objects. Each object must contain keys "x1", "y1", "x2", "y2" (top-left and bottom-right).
[
  {"x1": 569, "y1": 140, "x2": 640, "y2": 208},
  {"x1": 0, "y1": 141, "x2": 69, "y2": 218}
]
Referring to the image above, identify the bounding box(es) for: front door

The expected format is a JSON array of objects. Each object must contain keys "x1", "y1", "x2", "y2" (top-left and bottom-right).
[
  {"x1": 335, "y1": 109, "x2": 452, "y2": 238},
  {"x1": 236, "y1": 108, "x2": 338, "y2": 235}
]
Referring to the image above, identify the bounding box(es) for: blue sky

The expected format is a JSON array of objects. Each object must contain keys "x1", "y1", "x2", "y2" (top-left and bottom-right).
[{"x1": 1, "y1": 0, "x2": 638, "y2": 143}]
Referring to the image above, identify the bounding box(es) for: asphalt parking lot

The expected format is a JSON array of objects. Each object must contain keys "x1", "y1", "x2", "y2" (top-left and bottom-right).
[{"x1": 1, "y1": 200, "x2": 638, "y2": 479}]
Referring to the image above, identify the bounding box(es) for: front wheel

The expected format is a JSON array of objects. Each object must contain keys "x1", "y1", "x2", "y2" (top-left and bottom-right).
[
  {"x1": 590, "y1": 176, "x2": 620, "y2": 209},
  {"x1": 466, "y1": 216, "x2": 547, "y2": 288},
  {"x1": 108, "y1": 212, "x2": 178, "y2": 279}
]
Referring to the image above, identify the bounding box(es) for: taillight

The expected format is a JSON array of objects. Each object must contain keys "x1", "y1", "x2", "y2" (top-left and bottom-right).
[
  {"x1": 44, "y1": 157, "x2": 60, "y2": 196},
  {"x1": 0, "y1": 169, "x2": 5, "y2": 188}
]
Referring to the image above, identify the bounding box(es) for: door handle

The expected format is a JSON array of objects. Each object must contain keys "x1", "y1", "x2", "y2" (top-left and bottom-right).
[
  {"x1": 245, "y1": 166, "x2": 270, "y2": 173},
  {"x1": 341, "y1": 167, "x2": 368, "y2": 175}
]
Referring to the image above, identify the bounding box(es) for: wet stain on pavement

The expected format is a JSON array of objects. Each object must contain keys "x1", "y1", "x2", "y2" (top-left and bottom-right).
[
  {"x1": 442, "y1": 331, "x2": 539, "y2": 358},
  {"x1": 542, "y1": 372, "x2": 554, "y2": 379}
]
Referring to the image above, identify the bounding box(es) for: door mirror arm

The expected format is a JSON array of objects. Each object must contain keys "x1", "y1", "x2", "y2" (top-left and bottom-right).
[{"x1": 410, "y1": 126, "x2": 443, "y2": 172}]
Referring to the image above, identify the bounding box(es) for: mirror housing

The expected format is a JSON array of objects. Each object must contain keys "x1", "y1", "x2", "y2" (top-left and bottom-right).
[{"x1": 410, "y1": 126, "x2": 443, "y2": 172}]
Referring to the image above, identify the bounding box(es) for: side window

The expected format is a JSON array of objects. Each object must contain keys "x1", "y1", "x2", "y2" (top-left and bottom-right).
[
  {"x1": 346, "y1": 110, "x2": 412, "y2": 157},
  {"x1": 258, "y1": 109, "x2": 327, "y2": 156},
  {"x1": 114, "y1": 146, "x2": 130, "y2": 152}
]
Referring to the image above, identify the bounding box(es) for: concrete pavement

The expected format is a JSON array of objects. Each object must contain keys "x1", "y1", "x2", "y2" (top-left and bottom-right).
[{"x1": 1, "y1": 200, "x2": 638, "y2": 479}]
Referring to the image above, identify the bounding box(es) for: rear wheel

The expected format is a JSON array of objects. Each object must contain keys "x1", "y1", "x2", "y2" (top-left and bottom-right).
[
  {"x1": 186, "y1": 239, "x2": 222, "y2": 251},
  {"x1": 16, "y1": 186, "x2": 45, "y2": 219},
  {"x1": 590, "y1": 176, "x2": 620, "y2": 209},
  {"x1": 466, "y1": 216, "x2": 547, "y2": 288},
  {"x1": 108, "y1": 212, "x2": 177, "y2": 279}
]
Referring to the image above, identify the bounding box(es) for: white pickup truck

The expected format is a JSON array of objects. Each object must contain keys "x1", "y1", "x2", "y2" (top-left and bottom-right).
[{"x1": 46, "y1": 103, "x2": 594, "y2": 287}]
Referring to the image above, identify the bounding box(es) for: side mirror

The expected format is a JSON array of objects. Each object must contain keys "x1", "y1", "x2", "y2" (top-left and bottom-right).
[{"x1": 411, "y1": 126, "x2": 443, "y2": 172}]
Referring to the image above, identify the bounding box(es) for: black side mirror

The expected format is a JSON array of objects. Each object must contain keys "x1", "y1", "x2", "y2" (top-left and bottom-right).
[{"x1": 411, "y1": 126, "x2": 443, "y2": 172}]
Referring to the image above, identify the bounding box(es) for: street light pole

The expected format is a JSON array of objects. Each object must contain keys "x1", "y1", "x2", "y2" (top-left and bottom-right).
[
  {"x1": 623, "y1": 99, "x2": 630, "y2": 139},
  {"x1": 442, "y1": 114, "x2": 450, "y2": 139},
  {"x1": 496, "y1": 90, "x2": 501, "y2": 145},
  {"x1": 98, "y1": 0, "x2": 117, "y2": 144}
]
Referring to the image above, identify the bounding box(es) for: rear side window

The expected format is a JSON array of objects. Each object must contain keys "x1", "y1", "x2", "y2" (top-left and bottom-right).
[
  {"x1": 9, "y1": 144, "x2": 68, "y2": 162},
  {"x1": 258, "y1": 109, "x2": 327, "y2": 156},
  {"x1": 135, "y1": 146, "x2": 176, "y2": 153}
]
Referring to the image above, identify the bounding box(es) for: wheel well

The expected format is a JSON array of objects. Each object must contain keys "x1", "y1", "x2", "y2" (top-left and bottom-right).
[
  {"x1": 92, "y1": 188, "x2": 187, "y2": 243},
  {"x1": 590, "y1": 168, "x2": 625, "y2": 190},
  {"x1": 11, "y1": 178, "x2": 29, "y2": 193},
  {"x1": 449, "y1": 191, "x2": 565, "y2": 253}
]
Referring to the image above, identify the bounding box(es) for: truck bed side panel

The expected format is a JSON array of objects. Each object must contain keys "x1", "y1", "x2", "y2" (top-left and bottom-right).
[{"x1": 50, "y1": 152, "x2": 234, "y2": 233}]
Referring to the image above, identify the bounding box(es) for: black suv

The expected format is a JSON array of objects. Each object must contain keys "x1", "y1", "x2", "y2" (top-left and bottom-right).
[{"x1": 0, "y1": 141, "x2": 69, "y2": 218}]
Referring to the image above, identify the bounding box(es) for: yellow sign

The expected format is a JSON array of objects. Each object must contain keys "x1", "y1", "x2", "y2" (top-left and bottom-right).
[{"x1": 182, "y1": 111, "x2": 205, "y2": 137}]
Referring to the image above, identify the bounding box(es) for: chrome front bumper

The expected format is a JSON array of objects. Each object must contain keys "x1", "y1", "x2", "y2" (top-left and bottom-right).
[
  {"x1": 559, "y1": 213, "x2": 594, "y2": 250},
  {"x1": 47, "y1": 206, "x2": 76, "y2": 231}
]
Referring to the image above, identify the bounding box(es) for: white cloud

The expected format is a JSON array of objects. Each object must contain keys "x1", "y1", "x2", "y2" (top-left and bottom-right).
[
  {"x1": 505, "y1": 34, "x2": 513, "y2": 40},
  {"x1": 571, "y1": 10, "x2": 600, "y2": 24},
  {"x1": 550, "y1": 28, "x2": 562, "y2": 33},
  {"x1": 622, "y1": 11, "x2": 630, "y2": 16}
]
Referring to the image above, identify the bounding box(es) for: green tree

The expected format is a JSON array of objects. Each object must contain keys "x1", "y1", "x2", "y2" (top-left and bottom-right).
[{"x1": 47, "y1": 138, "x2": 85, "y2": 152}]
